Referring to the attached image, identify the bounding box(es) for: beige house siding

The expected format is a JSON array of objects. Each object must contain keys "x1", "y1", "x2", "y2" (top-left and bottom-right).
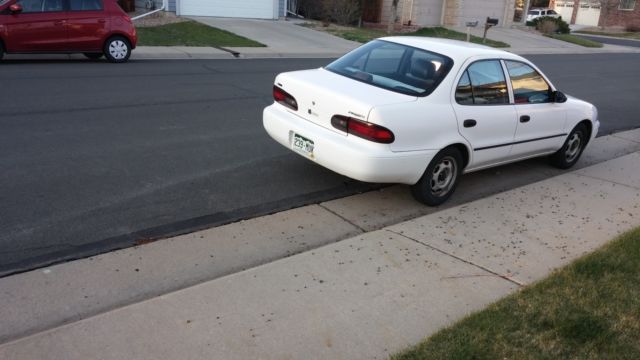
[{"x1": 379, "y1": 0, "x2": 516, "y2": 27}]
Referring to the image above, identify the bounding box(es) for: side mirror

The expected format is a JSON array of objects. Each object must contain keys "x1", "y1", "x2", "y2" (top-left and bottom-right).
[
  {"x1": 9, "y1": 3, "x2": 23, "y2": 13},
  {"x1": 553, "y1": 91, "x2": 567, "y2": 103}
]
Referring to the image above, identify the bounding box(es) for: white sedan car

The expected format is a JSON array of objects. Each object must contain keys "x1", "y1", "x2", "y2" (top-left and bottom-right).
[{"x1": 263, "y1": 37, "x2": 599, "y2": 206}]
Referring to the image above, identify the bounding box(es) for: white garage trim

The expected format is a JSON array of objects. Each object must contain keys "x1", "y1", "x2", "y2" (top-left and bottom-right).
[{"x1": 179, "y1": 0, "x2": 278, "y2": 19}]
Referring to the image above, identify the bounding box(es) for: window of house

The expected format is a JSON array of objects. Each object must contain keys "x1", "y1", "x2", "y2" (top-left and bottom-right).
[
  {"x1": 455, "y1": 60, "x2": 509, "y2": 105},
  {"x1": 619, "y1": 0, "x2": 636, "y2": 10},
  {"x1": 505, "y1": 60, "x2": 551, "y2": 104}
]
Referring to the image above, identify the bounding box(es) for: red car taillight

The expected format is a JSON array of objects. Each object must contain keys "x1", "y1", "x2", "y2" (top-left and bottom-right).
[
  {"x1": 331, "y1": 115, "x2": 395, "y2": 144},
  {"x1": 273, "y1": 86, "x2": 298, "y2": 111}
]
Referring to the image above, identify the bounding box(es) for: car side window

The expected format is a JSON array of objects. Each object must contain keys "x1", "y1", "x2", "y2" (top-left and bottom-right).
[
  {"x1": 455, "y1": 60, "x2": 509, "y2": 105},
  {"x1": 505, "y1": 60, "x2": 551, "y2": 104},
  {"x1": 17, "y1": 0, "x2": 44, "y2": 13},
  {"x1": 455, "y1": 71, "x2": 474, "y2": 105},
  {"x1": 70, "y1": 0, "x2": 103, "y2": 11}
]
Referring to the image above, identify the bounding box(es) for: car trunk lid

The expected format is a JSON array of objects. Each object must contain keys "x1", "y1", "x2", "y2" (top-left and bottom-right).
[{"x1": 275, "y1": 68, "x2": 416, "y2": 134}]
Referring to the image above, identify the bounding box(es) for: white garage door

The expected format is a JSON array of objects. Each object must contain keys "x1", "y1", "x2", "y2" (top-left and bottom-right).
[
  {"x1": 461, "y1": 0, "x2": 506, "y2": 26},
  {"x1": 180, "y1": 0, "x2": 276, "y2": 19},
  {"x1": 575, "y1": 1, "x2": 601, "y2": 27}
]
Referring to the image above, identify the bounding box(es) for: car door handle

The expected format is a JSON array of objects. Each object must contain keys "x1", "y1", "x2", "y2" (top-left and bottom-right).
[
  {"x1": 520, "y1": 115, "x2": 531, "y2": 123},
  {"x1": 98, "y1": 19, "x2": 106, "y2": 23},
  {"x1": 463, "y1": 119, "x2": 477, "y2": 128}
]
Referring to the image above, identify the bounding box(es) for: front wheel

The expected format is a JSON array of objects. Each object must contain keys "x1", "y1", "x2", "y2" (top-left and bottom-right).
[
  {"x1": 103, "y1": 36, "x2": 131, "y2": 63},
  {"x1": 410, "y1": 147, "x2": 463, "y2": 206},
  {"x1": 550, "y1": 124, "x2": 588, "y2": 169}
]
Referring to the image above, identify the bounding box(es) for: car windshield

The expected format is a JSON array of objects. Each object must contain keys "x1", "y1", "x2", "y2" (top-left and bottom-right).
[
  {"x1": 325, "y1": 40, "x2": 454, "y2": 97},
  {"x1": 528, "y1": 10, "x2": 540, "y2": 15}
]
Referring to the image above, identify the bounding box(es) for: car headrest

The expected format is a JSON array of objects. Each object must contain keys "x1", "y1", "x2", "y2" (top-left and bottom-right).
[{"x1": 410, "y1": 58, "x2": 435, "y2": 80}]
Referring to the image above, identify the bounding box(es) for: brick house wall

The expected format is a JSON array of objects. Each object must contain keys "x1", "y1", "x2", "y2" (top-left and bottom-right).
[{"x1": 599, "y1": 1, "x2": 640, "y2": 29}]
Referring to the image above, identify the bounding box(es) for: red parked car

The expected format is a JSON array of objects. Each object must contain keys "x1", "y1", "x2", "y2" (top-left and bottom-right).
[{"x1": 0, "y1": 0, "x2": 137, "y2": 62}]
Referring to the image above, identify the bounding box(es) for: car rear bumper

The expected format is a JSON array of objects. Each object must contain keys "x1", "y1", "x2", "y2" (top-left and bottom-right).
[{"x1": 263, "y1": 104, "x2": 435, "y2": 185}]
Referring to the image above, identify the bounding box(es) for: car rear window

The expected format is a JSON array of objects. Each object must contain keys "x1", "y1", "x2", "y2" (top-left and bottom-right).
[{"x1": 325, "y1": 40, "x2": 454, "y2": 97}]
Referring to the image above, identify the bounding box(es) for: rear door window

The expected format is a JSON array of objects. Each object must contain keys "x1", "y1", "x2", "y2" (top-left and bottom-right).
[
  {"x1": 17, "y1": 0, "x2": 64, "y2": 12},
  {"x1": 455, "y1": 60, "x2": 509, "y2": 105}
]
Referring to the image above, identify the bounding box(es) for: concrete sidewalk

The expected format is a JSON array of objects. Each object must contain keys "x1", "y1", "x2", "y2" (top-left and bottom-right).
[
  {"x1": 1, "y1": 130, "x2": 639, "y2": 359},
  {"x1": 136, "y1": 22, "x2": 640, "y2": 58}
]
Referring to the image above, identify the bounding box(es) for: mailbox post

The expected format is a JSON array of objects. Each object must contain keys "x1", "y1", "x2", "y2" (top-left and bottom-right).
[
  {"x1": 465, "y1": 21, "x2": 478, "y2": 42},
  {"x1": 483, "y1": 17, "x2": 499, "y2": 44}
]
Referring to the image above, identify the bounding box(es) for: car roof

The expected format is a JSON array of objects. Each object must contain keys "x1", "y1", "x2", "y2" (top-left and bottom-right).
[{"x1": 380, "y1": 36, "x2": 523, "y2": 64}]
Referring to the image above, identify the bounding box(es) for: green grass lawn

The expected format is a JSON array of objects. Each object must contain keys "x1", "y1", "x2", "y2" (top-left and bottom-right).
[
  {"x1": 575, "y1": 30, "x2": 640, "y2": 40},
  {"x1": 136, "y1": 21, "x2": 264, "y2": 47},
  {"x1": 546, "y1": 33, "x2": 603, "y2": 47},
  {"x1": 301, "y1": 23, "x2": 510, "y2": 48},
  {"x1": 392, "y1": 227, "x2": 640, "y2": 360}
]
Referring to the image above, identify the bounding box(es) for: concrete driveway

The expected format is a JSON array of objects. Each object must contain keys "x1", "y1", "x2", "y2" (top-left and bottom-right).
[
  {"x1": 189, "y1": 17, "x2": 360, "y2": 58},
  {"x1": 450, "y1": 25, "x2": 640, "y2": 54}
]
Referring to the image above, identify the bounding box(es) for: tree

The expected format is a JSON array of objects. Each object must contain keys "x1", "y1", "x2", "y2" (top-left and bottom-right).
[{"x1": 387, "y1": 0, "x2": 400, "y2": 34}]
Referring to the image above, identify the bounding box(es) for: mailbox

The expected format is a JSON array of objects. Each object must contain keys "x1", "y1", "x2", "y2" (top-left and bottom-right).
[
  {"x1": 486, "y1": 17, "x2": 499, "y2": 26},
  {"x1": 466, "y1": 21, "x2": 479, "y2": 27}
]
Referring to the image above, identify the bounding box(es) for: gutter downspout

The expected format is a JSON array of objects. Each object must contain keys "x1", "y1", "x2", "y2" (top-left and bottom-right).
[
  {"x1": 131, "y1": 0, "x2": 169, "y2": 20},
  {"x1": 132, "y1": 4, "x2": 166, "y2": 20},
  {"x1": 440, "y1": 0, "x2": 447, "y2": 26}
]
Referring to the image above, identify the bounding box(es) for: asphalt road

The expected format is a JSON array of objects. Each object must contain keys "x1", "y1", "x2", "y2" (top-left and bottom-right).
[
  {"x1": 1, "y1": 53, "x2": 639, "y2": 275},
  {"x1": 574, "y1": 34, "x2": 640, "y2": 48}
]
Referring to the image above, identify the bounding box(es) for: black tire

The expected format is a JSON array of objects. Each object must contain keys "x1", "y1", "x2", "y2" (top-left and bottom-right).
[
  {"x1": 550, "y1": 123, "x2": 588, "y2": 169},
  {"x1": 103, "y1": 36, "x2": 131, "y2": 63},
  {"x1": 83, "y1": 52, "x2": 104, "y2": 60},
  {"x1": 0, "y1": 41, "x2": 5, "y2": 61},
  {"x1": 411, "y1": 147, "x2": 463, "y2": 206}
]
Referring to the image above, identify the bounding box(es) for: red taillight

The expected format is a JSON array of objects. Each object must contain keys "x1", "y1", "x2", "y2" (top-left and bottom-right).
[
  {"x1": 331, "y1": 115, "x2": 395, "y2": 144},
  {"x1": 273, "y1": 85, "x2": 298, "y2": 111}
]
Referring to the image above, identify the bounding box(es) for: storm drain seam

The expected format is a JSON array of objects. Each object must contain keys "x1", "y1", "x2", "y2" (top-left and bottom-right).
[
  {"x1": 386, "y1": 229, "x2": 524, "y2": 287},
  {"x1": 317, "y1": 204, "x2": 367, "y2": 233},
  {"x1": 612, "y1": 134, "x2": 640, "y2": 144},
  {"x1": 572, "y1": 172, "x2": 640, "y2": 191}
]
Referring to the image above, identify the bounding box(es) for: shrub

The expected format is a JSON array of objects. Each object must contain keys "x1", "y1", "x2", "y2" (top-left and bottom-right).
[
  {"x1": 530, "y1": 16, "x2": 570, "y2": 34},
  {"x1": 537, "y1": 18, "x2": 559, "y2": 34},
  {"x1": 626, "y1": 24, "x2": 640, "y2": 32},
  {"x1": 325, "y1": 0, "x2": 361, "y2": 25},
  {"x1": 297, "y1": 0, "x2": 361, "y2": 26}
]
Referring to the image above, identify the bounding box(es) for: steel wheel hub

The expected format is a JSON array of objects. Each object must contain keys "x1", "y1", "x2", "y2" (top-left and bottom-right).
[
  {"x1": 109, "y1": 40, "x2": 128, "y2": 60},
  {"x1": 430, "y1": 156, "x2": 457, "y2": 196},
  {"x1": 565, "y1": 133, "x2": 582, "y2": 162}
]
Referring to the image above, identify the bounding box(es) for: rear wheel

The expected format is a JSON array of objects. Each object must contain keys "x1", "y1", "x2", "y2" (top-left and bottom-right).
[
  {"x1": 0, "y1": 41, "x2": 5, "y2": 61},
  {"x1": 103, "y1": 36, "x2": 131, "y2": 63},
  {"x1": 550, "y1": 124, "x2": 588, "y2": 169},
  {"x1": 411, "y1": 147, "x2": 463, "y2": 206},
  {"x1": 83, "y1": 52, "x2": 104, "y2": 60}
]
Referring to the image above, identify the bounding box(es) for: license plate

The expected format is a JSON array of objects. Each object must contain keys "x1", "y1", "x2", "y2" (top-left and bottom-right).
[{"x1": 292, "y1": 133, "x2": 315, "y2": 157}]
